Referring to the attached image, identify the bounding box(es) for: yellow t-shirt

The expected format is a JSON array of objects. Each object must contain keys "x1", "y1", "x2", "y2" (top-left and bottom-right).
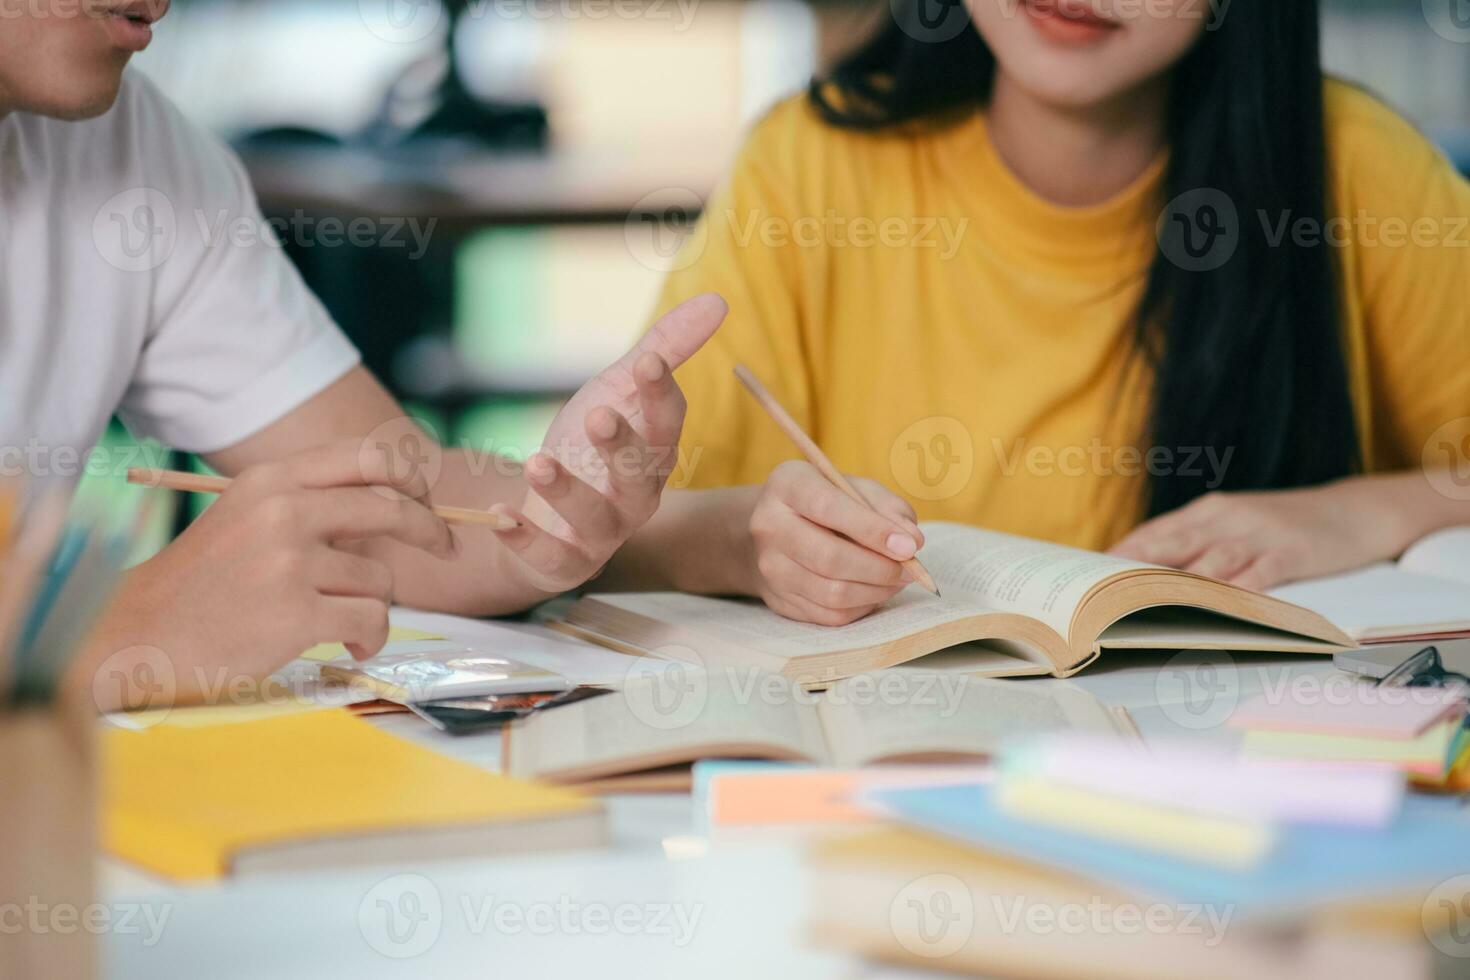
[{"x1": 657, "y1": 82, "x2": 1470, "y2": 551}]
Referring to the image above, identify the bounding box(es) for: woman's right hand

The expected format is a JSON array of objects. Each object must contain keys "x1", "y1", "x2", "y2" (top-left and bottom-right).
[{"x1": 746, "y1": 461, "x2": 925, "y2": 626}]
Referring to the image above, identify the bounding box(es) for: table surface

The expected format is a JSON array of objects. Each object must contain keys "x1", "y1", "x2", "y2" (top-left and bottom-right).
[{"x1": 101, "y1": 635, "x2": 1364, "y2": 979}]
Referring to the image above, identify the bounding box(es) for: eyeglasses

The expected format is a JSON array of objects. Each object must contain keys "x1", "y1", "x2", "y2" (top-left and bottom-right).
[{"x1": 1376, "y1": 646, "x2": 1470, "y2": 692}]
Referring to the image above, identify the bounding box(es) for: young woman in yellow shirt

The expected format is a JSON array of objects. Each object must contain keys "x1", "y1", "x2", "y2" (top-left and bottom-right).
[{"x1": 599, "y1": 1, "x2": 1470, "y2": 626}]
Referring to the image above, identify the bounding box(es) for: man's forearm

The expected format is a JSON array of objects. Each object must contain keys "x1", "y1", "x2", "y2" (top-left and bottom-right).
[{"x1": 598, "y1": 486, "x2": 760, "y2": 596}]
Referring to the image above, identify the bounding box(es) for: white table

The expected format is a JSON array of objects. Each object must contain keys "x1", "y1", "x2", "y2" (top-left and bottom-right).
[{"x1": 101, "y1": 641, "x2": 1361, "y2": 979}]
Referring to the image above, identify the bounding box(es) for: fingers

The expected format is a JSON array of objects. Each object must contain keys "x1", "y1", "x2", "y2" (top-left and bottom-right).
[
  {"x1": 488, "y1": 504, "x2": 600, "y2": 591},
  {"x1": 238, "y1": 432, "x2": 437, "y2": 502},
  {"x1": 775, "y1": 464, "x2": 919, "y2": 562},
  {"x1": 777, "y1": 514, "x2": 911, "y2": 587},
  {"x1": 625, "y1": 293, "x2": 728, "y2": 373},
  {"x1": 852, "y1": 477, "x2": 924, "y2": 548},
  {"x1": 314, "y1": 595, "x2": 391, "y2": 662},
  {"x1": 524, "y1": 452, "x2": 621, "y2": 541},
  {"x1": 1184, "y1": 540, "x2": 1257, "y2": 583},
  {"x1": 632, "y1": 353, "x2": 686, "y2": 453},
  {"x1": 311, "y1": 550, "x2": 394, "y2": 602},
  {"x1": 1110, "y1": 519, "x2": 1211, "y2": 568},
  {"x1": 758, "y1": 551, "x2": 905, "y2": 614},
  {"x1": 295, "y1": 487, "x2": 455, "y2": 559}
]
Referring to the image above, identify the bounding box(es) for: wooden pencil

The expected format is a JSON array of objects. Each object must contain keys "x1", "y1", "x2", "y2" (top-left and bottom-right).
[
  {"x1": 126, "y1": 468, "x2": 520, "y2": 531},
  {"x1": 732, "y1": 365, "x2": 941, "y2": 596}
]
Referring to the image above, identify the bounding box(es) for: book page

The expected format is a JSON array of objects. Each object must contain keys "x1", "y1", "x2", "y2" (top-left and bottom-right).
[
  {"x1": 1269, "y1": 564, "x2": 1470, "y2": 641},
  {"x1": 586, "y1": 589, "x2": 993, "y2": 660},
  {"x1": 1398, "y1": 527, "x2": 1470, "y2": 587},
  {"x1": 506, "y1": 668, "x2": 831, "y2": 778},
  {"x1": 815, "y1": 675, "x2": 1123, "y2": 768},
  {"x1": 918, "y1": 523, "x2": 1151, "y2": 637}
]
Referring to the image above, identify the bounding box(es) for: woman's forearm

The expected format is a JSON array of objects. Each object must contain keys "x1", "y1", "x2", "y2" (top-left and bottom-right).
[{"x1": 600, "y1": 486, "x2": 761, "y2": 596}]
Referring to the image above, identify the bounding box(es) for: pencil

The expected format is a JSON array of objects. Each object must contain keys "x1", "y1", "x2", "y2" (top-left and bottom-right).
[
  {"x1": 732, "y1": 365, "x2": 941, "y2": 596},
  {"x1": 126, "y1": 468, "x2": 520, "y2": 531}
]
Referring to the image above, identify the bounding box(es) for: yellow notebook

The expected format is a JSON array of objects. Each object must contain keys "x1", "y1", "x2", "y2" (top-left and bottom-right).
[{"x1": 104, "y1": 710, "x2": 604, "y2": 880}]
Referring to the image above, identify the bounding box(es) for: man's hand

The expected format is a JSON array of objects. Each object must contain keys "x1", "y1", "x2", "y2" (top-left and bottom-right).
[
  {"x1": 486, "y1": 293, "x2": 727, "y2": 593},
  {"x1": 81, "y1": 439, "x2": 455, "y2": 709}
]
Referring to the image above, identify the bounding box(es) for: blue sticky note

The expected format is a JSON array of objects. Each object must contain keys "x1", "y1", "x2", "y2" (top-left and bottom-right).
[{"x1": 870, "y1": 783, "x2": 1470, "y2": 916}]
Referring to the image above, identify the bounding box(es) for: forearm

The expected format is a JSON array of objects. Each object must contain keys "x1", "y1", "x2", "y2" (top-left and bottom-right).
[
  {"x1": 599, "y1": 486, "x2": 760, "y2": 596},
  {"x1": 348, "y1": 447, "x2": 558, "y2": 617},
  {"x1": 1350, "y1": 468, "x2": 1470, "y2": 556}
]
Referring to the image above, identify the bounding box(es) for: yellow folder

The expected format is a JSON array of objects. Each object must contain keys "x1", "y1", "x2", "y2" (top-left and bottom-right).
[{"x1": 104, "y1": 710, "x2": 602, "y2": 880}]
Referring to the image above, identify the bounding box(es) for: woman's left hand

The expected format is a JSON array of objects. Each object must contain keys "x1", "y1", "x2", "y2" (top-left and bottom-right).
[{"x1": 1109, "y1": 479, "x2": 1415, "y2": 592}]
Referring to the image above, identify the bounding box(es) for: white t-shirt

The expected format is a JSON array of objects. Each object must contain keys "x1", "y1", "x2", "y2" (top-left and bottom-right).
[{"x1": 0, "y1": 70, "x2": 360, "y2": 483}]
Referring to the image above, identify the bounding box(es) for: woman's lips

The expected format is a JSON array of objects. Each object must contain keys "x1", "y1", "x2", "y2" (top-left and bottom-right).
[{"x1": 1021, "y1": 0, "x2": 1123, "y2": 45}]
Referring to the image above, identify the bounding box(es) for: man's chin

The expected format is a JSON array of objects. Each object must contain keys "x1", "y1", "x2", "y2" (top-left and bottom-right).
[{"x1": 9, "y1": 59, "x2": 129, "y2": 121}]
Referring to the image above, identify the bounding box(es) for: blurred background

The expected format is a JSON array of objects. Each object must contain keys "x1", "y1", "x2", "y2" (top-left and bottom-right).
[{"x1": 100, "y1": 0, "x2": 1470, "y2": 548}]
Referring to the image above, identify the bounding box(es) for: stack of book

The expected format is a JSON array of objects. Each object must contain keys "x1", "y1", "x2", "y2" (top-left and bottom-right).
[
  {"x1": 810, "y1": 737, "x2": 1470, "y2": 979},
  {"x1": 1230, "y1": 692, "x2": 1470, "y2": 791}
]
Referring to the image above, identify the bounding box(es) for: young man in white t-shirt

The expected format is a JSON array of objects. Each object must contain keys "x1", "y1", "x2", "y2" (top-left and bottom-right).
[{"x1": 0, "y1": 1, "x2": 728, "y2": 705}]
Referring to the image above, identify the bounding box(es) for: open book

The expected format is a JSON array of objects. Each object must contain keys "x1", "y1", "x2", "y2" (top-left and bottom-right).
[
  {"x1": 1270, "y1": 527, "x2": 1470, "y2": 643},
  {"x1": 502, "y1": 668, "x2": 1132, "y2": 788},
  {"x1": 553, "y1": 524, "x2": 1355, "y2": 686}
]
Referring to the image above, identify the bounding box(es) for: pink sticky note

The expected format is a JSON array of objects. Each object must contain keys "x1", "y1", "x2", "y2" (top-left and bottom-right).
[{"x1": 1228, "y1": 689, "x2": 1465, "y2": 739}]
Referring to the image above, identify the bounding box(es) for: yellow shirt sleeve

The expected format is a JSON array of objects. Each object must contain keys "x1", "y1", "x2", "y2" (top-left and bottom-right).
[
  {"x1": 1328, "y1": 85, "x2": 1470, "y2": 472},
  {"x1": 654, "y1": 102, "x2": 826, "y2": 489}
]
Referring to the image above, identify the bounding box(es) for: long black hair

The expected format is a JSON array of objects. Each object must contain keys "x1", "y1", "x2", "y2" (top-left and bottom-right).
[{"x1": 811, "y1": 2, "x2": 1360, "y2": 517}]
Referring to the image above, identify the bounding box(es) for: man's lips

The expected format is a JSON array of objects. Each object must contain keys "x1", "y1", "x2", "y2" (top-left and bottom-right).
[{"x1": 94, "y1": 0, "x2": 170, "y2": 26}]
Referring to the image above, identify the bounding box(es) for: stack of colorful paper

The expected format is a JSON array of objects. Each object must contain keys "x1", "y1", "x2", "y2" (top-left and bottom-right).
[
  {"x1": 1229, "y1": 690, "x2": 1470, "y2": 789},
  {"x1": 987, "y1": 738, "x2": 1407, "y2": 870}
]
